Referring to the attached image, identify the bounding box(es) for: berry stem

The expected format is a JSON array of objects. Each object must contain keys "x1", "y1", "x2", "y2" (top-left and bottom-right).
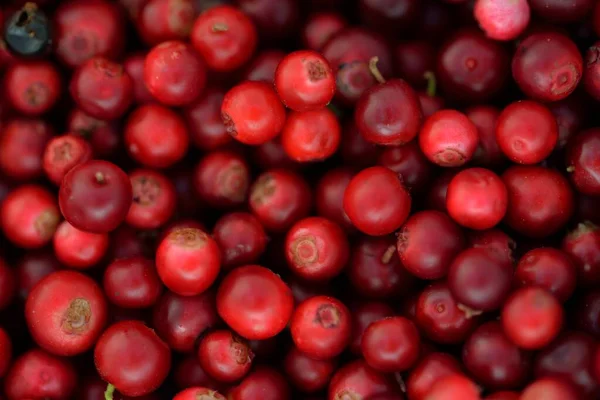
[
  {"x1": 424, "y1": 71, "x2": 437, "y2": 97},
  {"x1": 368, "y1": 57, "x2": 386, "y2": 84},
  {"x1": 104, "y1": 383, "x2": 115, "y2": 400}
]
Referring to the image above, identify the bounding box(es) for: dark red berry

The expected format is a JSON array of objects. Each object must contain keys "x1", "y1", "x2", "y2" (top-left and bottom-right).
[{"x1": 103, "y1": 257, "x2": 163, "y2": 309}]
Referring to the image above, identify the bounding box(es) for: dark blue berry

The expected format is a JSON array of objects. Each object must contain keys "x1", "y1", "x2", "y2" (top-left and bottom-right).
[{"x1": 4, "y1": 3, "x2": 51, "y2": 57}]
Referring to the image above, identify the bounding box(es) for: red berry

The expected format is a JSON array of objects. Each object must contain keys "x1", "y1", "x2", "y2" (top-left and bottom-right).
[
  {"x1": 474, "y1": 0, "x2": 530, "y2": 41},
  {"x1": 315, "y1": 167, "x2": 354, "y2": 230},
  {"x1": 191, "y1": 5, "x2": 258, "y2": 72},
  {"x1": 221, "y1": 81, "x2": 286, "y2": 145},
  {"x1": 302, "y1": 12, "x2": 346, "y2": 51},
  {"x1": 127, "y1": 169, "x2": 176, "y2": 229},
  {"x1": 197, "y1": 329, "x2": 254, "y2": 383},
  {"x1": 328, "y1": 360, "x2": 398, "y2": 400},
  {"x1": 566, "y1": 128, "x2": 600, "y2": 196},
  {"x1": 343, "y1": 166, "x2": 412, "y2": 236},
  {"x1": 156, "y1": 227, "x2": 221, "y2": 296},
  {"x1": 15, "y1": 250, "x2": 60, "y2": 300},
  {"x1": 184, "y1": 87, "x2": 232, "y2": 151},
  {"x1": 217, "y1": 265, "x2": 293, "y2": 340},
  {"x1": 228, "y1": 366, "x2": 291, "y2": 400},
  {"x1": 377, "y1": 140, "x2": 434, "y2": 193},
  {"x1": 281, "y1": 108, "x2": 341, "y2": 162},
  {"x1": 284, "y1": 345, "x2": 336, "y2": 393},
  {"x1": 94, "y1": 320, "x2": 171, "y2": 397},
  {"x1": 406, "y1": 353, "x2": 463, "y2": 400},
  {"x1": 515, "y1": 248, "x2": 576, "y2": 302},
  {"x1": 53, "y1": 221, "x2": 109, "y2": 269},
  {"x1": 1, "y1": 185, "x2": 60, "y2": 249},
  {"x1": 70, "y1": 57, "x2": 134, "y2": 120},
  {"x1": 512, "y1": 32, "x2": 583, "y2": 102},
  {"x1": 144, "y1": 41, "x2": 206, "y2": 106},
  {"x1": 137, "y1": 0, "x2": 196, "y2": 45},
  {"x1": 0, "y1": 327, "x2": 11, "y2": 379},
  {"x1": 42, "y1": 134, "x2": 93, "y2": 186},
  {"x1": 242, "y1": 50, "x2": 286, "y2": 83},
  {"x1": 466, "y1": 105, "x2": 504, "y2": 167},
  {"x1": 496, "y1": 100, "x2": 558, "y2": 165},
  {"x1": 213, "y1": 212, "x2": 268, "y2": 269},
  {"x1": 561, "y1": 222, "x2": 600, "y2": 287},
  {"x1": 394, "y1": 40, "x2": 436, "y2": 88},
  {"x1": 424, "y1": 374, "x2": 480, "y2": 400},
  {"x1": 67, "y1": 108, "x2": 120, "y2": 158},
  {"x1": 26, "y1": 270, "x2": 107, "y2": 356},
  {"x1": 285, "y1": 216, "x2": 349, "y2": 281},
  {"x1": 173, "y1": 355, "x2": 224, "y2": 391},
  {"x1": 59, "y1": 160, "x2": 133, "y2": 233},
  {"x1": 103, "y1": 257, "x2": 163, "y2": 309},
  {"x1": 349, "y1": 302, "x2": 395, "y2": 355},
  {"x1": 4, "y1": 60, "x2": 61, "y2": 116},
  {"x1": 361, "y1": 316, "x2": 420, "y2": 372},
  {"x1": 173, "y1": 388, "x2": 226, "y2": 400},
  {"x1": 124, "y1": 52, "x2": 155, "y2": 104},
  {"x1": 419, "y1": 110, "x2": 479, "y2": 167},
  {"x1": 521, "y1": 378, "x2": 579, "y2": 400}
]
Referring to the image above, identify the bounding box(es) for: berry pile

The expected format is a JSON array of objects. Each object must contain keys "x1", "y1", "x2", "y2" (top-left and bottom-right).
[{"x1": 0, "y1": 0, "x2": 599, "y2": 399}]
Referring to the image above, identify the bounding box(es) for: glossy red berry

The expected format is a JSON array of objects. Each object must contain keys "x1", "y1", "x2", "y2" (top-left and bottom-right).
[
  {"x1": 446, "y1": 168, "x2": 508, "y2": 230},
  {"x1": 561, "y1": 222, "x2": 600, "y2": 287},
  {"x1": 315, "y1": 167, "x2": 354, "y2": 230},
  {"x1": 343, "y1": 166, "x2": 412, "y2": 236},
  {"x1": 213, "y1": 212, "x2": 268, "y2": 269},
  {"x1": 302, "y1": 12, "x2": 346, "y2": 51},
  {"x1": 53, "y1": 221, "x2": 109, "y2": 269},
  {"x1": 291, "y1": 296, "x2": 351, "y2": 360},
  {"x1": 285, "y1": 216, "x2": 349, "y2": 281},
  {"x1": 124, "y1": 52, "x2": 155, "y2": 104},
  {"x1": 197, "y1": 329, "x2": 254, "y2": 383},
  {"x1": 59, "y1": 160, "x2": 133, "y2": 233},
  {"x1": 144, "y1": 41, "x2": 206, "y2": 106},
  {"x1": 228, "y1": 366, "x2": 291, "y2": 400},
  {"x1": 191, "y1": 5, "x2": 258, "y2": 72},
  {"x1": 502, "y1": 287, "x2": 563, "y2": 350},
  {"x1": 466, "y1": 105, "x2": 504, "y2": 167},
  {"x1": 242, "y1": 50, "x2": 286, "y2": 83},
  {"x1": 4, "y1": 60, "x2": 61, "y2": 116},
  {"x1": 377, "y1": 140, "x2": 433, "y2": 193},
  {"x1": 127, "y1": 169, "x2": 176, "y2": 229},
  {"x1": 424, "y1": 374, "x2": 480, "y2": 400},
  {"x1": 419, "y1": 110, "x2": 479, "y2": 167},
  {"x1": 103, "y1": 257, "x2": 163, "y2": 309},
  {"x1": 361, "y1": 316, "x2": 420, "y2": 372},
  {"x1": 327, "y1": 360, "x2": 398, "y2": 400},
  {"x1": 94, "y1": 320, "x2": 171, "y2": 397},
  {"x1": 284, "y1": 345, "x2": 336, "y2": 393},
  {"x1": 406, "y1": 353, "x2": 463, "y2": 400},
  {"x1": 474, "y1": 0, "x2": 530, "y2": 41},
  {"x1": 281, "y1": 108, "x2": 341, "y2": 162},
  {"x1": 173, "y1": 387, "x2": 225, "y2": 400},
  {"x1": 42, "y1": 134, "x2": 93, "y2": 186},
  {"x1": 221, "y1": 81, "x2": 286, "y2": 145},
  {"x1": 566, "y1": 128, "x2": 600, "y2": 196},
  {"x1": 70, "y1": 57, "x2": 134, "y2": 120},
  {"x1": 26, "y1": 270, "x2": 107, "y2": 356},
  {"x1": 496, "y1": 100, "x2": 558, "y2": 165},
  {"x1": 355, "y1": 78, "x2": 423, "y2": 146},
  {"x1": 67, "y1": 108, "x2": 120, "y2": 158},
  {"x1": 137, "y1": 0, "x2": 196, "y2": 45},
  {"x1": 156, "y1": 227, "x2": 221, "y2": 296},
  {"x1": 521, "y1": 378, "x2": 579, "y2": 400},
  {"x1": 184, "y1": 87, "x2": 232, "y2": 151},
  {"x1": 512, "y1": 32, "x2": 583, "y2": 102},
  {"x1": 217, "y1": 265, "x2": 293, "y2": 340}
]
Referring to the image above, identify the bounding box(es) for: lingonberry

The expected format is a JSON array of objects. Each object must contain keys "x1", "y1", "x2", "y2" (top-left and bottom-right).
[
  {"x1": 242, "y1": 50, "x2": 286, "y2": 83},
  {"x1": 359, "y1": 0, "x2": 420, "y2": 36},
  {"x1": 124, "y1": 104, "x2": 190, "y2": 168},
  {"x1": 343, "y1": 166, "x2": 411, "y2": 236},
  {"x1": 512, "y1": 32, "x2": 583, "y2": 102},
  {"x1": 327, "y1": 360, "x2": 398, "y2": 400},
  {"x1": 156, "y1": 226, "x2": 221, "y2": 296},
  {"x1": 1, "y1": 185, "x2": 59, "y2": 249},
  {"x1": 377, "y1": 140, "x2": 433, "y2": 193},
  {"x1": 173, "y1": 388, "x2": 226, "y2": 400},
  {"x1": 197, "y1": 329, "x2": 254, "y2": 383},
  {"x1": 290, "y1": 295, "x2": 351, "y2": 360},
  {"x1": 502, "y1": 166, "x2": 574, "y2": 238},
  {"x1": 4, "y1": 349, "x2": 76, "y2": 400},
  {"x1": 217, "y1": 265, "x2": 293, "y2": 340},
  {"x1": 0, "y1": 327, "x2": 10, "y2": 378},
  {"x1": 53, "y1": 0, "x2": 125, "y2": 68},
  {"x1": 446, "y1": 168, "x2": 508, "y2": 230},
  {"x1": 315, "y1": 167, "x2": 354, "y2": 230},
  {"x1": 144, "y1": 41, "x2": 206, "y2": 106},
  {"x1": 474, "y1": 0, "x2": 530, "y2": 41},
  {"x1": 249, "y1": 169, "x2": 312, "y2": 232},
  {"x1": 424, "y1": 374, "x2": 480, "y2": 400},
  {"x1": 70, "y1": 57, "x2": 133, "y2": 120},
  {"x1": 515, "y1": 248, "x2": 576, "y2": 302},
  {"x1": 574, "y1": 290, "x2": 600, "y2": 337},
  {"x1": 253, "y1": 136, "x2": 300, "y2": 171},
  {"x1": 584, "y1": 42, "x2": 600, "y2": 101},
  {"x1": 16, "y1": 250, "x2": 61, "y2": 300},
  {"x1": 109, "y1": 225, "x2": 153, "y2": 260},
  {"x1": 42, "y1": 134, "x2": 93, "y2": 186},
  {"x1": 419, "y1": 110, "x2": 479, "y2": 167},
  {"x1": 406, "y1": 352, "x2": 463, "y2": 400},
  {"x1": 124, "y1": 53, "x2": 155, "y2": 104},
  {"x1": 127, "y1": 169, "x2": 176, "y2": 229},
  {"x1": 68, "y1": 108, "x2": 121, "y2": 158},
  {"x1": 349, "y1": 302, "x2": 394, "y2": 355},
  {"x1": 566, "y1": 128, "x2": 600, "y2": 196},
  {"x1": 285, "y1": 216, "x2": 349, "y2": 282},
  {"x1": 221, "y1": 81, "x2": 286, "y2": 145},
  {"x1": 284, "y1": 345, "x2": 336, "y2": 393},
  {"x1": 426, "y1": 169, "x2": 460, "y2": 212},
  {"x1": 4, "y1": 2, "x2": 51, "y2": 57},
  {"x1": 548, "y1": 94, "x2": 587, "y2": 150},
  {"x1": 529, "y1": 0, "x2": 595, "y2": 23},
  {"x1": 501, "y1": 287, "x2": 563, "y2": 350},
  {"x1": 281, "y1": 108, "x2": 341, "y2": 162},
  {"x1": 419, "y1": 91, "x2": 445, "y2": 119},
  {"x1": 228, "y1": 366, "x2": 291, "y2": 400},
  {"x1": 302, "y1": 12, "x2": 346, "y2": 51},
  {"x1": 397, "y1": 210, "x2": 465, "y2": 280},
  {"x1": 469, "y1": 228, "x2": 515, "y2": 264},
  {"x1": 0, "y1": 258, "x2": 16, "y2": 310},
  {"x1": 152, "y1": 290, "x2": 219, "y2": 352},
  {"x1": 137, "y1": 0, "x2": 195, "y2": 45},
  {"x1": 53, "y1": 220, "x2": 109, "y2": 269},
  {"x1": 496, "y1": 100, "x2": 558, "y2": 165},
  {"x1": 184, "y1": 87, "x2": 232, "y2": 151},
  {"x1": 355, "y1": 77, "x2": 423, "y2": 146},
  {"x1": 561, "y1": 222, "x2": 600, "y2": 287},
  {"x1": 193, "y1": 150, "x2": 250, "y2": 209},
  {"x1": 465, "y1": 105, "x2": 504, "y2": 167},
  {"x1": 394, "y1": 41, "x2": 436, "y2": 88},
  {"x1": 340, "y1": 120, "x2": 381, "y2": 169},
  {"x1": 191, "y1": 5, "x2": 257, "y2": 72},
  {"x1": 448, "y1": 247, "x2": 513, "y2": 312},
  {"x1": 59, "y1": 160, "x2": 133, "y2": 233},
  {"x1": 361, "y1": 316, "x2": 420, "y2": 372},
  {"x1": 0, "y1": 118, "x2": 53, "y2": 181},
  {"x1": 335, "y1": 60, "x2": 378, "y2": 106},
  {"x1": 26, "y1": 270, "x2": 107, "y2": 356},
  {"x1": 235, "y1": 0, "x2": 299, "y2": 41},
  {"x1": 94, "y1": 320, "x2": 171, "y2": 397},
  {"x1": 103, "y1": 257, "x2": 163, "y2": 309},
  {"x1": 436, "y1": 29, "x2": 509, "y2": 101},
  {"x1": 521, "y1": 378, "x2": 579, "y2": 400},
  {"x1": 213, "y1": 212, "x2": 267, "y2": 269},
  {"x1": 4, "y1": 60, "x2": 61, "y2": 116},
  {"x1": 174, "y1": 355, "x2": 224, "y2": 391},
  {"x1": 416, "y1": 282, "x2": 479, "y2": 344},
  {"x1": 348, "y1": 235, "x2": 415, "y2": 299}
]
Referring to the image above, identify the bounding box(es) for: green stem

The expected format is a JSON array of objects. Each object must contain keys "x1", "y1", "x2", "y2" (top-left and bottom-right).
[
  {"x1": 424, "y1": 71, "x2": 436, "y2": 97},
  {"x1": 105, "y1": 383, "x2": 115, "y2": 400}
]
